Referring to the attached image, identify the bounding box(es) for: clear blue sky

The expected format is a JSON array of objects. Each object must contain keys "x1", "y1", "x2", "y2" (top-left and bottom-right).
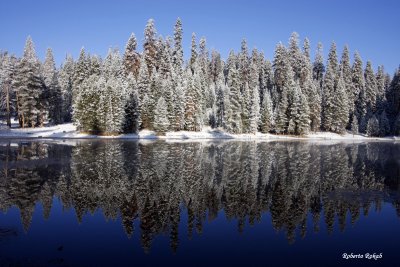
[{"x1": 1, "y1": 0, "x2": 399, "y2": 73}]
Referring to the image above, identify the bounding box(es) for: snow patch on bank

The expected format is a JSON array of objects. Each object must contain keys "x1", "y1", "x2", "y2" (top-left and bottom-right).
[{"x1": 0, "y1": 123, "x2": 398, "y2": 141}]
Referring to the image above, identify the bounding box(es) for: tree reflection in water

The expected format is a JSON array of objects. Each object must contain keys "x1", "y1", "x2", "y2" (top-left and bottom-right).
[{"x1": 0, "y1": 140, "x2": 399, "y2": 251}]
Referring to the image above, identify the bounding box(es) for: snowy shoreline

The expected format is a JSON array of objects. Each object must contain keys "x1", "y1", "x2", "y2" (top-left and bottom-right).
[{"x1": 0, "y1": 123, "x2": 398, "y2": 141}]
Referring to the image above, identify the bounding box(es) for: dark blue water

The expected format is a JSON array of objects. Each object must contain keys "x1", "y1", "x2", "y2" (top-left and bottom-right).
[{"x1": 0, "y1": 140, "x2": 399, "y2": 267}]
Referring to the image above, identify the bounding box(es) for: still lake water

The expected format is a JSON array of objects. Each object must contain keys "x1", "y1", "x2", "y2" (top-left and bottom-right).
[{"x1": 0, "y1": 139, "x2": 399, "y2": 267}]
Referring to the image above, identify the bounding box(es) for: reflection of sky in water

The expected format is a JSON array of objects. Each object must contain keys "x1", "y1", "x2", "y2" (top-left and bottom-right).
[{"x1": 0, "y1": 140, "x2": 399, "y2": 267}]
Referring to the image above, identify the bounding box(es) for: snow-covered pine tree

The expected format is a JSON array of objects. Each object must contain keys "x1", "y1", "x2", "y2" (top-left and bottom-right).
[
  {"x1": 97, "y1": 77, "x2": 126, "y2": 134},
  {"x1": 364, "y1": 61, "x2": 377, "y2": 114},
  {"x1": 238, "y1": 39, "x2": 250, "y2": 88},
  {"x1": 43, "y1": 48, "x2": 62, "y2": 124},
  {"x1": 137, "y1": 57, "x2": 151, "y2": 129},
  {"x1": 352, "y1": 52, "x2": 366, "y2": 131},
  {"x1": 260, "y1": 90, "x2": 273, "y2": 133},
  {"x1": 297, "y1": 91, "x2": 311, "y2": 135},
  {"x1": 274, "y1": 70, "x2": 292, "y2": 134},
  {"x1": 184, "y1": 70, "x2": 196, "y2": 131},
  {"x1": 288, "y1": 32, "x2": 302, "y2": 80},
  {"x1": 313, "y1": 42, "x2": 325, "y2": 88},
  {"x1": 123, "y1": 73, "x2": 139, "y2": 133},
  {"x1": 375, "y1": 65, "x2": 387, "y2": 113},
  {"x1": 172, "y1": 18, "x2": 183, "y2": 75},
  {"x1": 0, "y1": 53, "x2": 16, "y2": 127},
  {"x1": 248, "y1": 62, "x2": 260, "y2": 133},
  {"x1": 226, "y1": 56, "x2": 242, "y2": 133},
  {"x1": 59, "y1": 55, "x2": 74, "y2": 122},
  {"x1": 386, "y1": 68, "x2": 400, "y2": 131},
  {"x1": 303, "y1": 75, "x2": 321, "y2": 132},
  {"x1": 287, "y1": 77, "x2": 300, "y2": 135},
  {"x1": 273, "y1": 42, "x2": 288, "y2": 92},
  {"x1": 379, "y1": 110, "x2": 390, "y2": 137},
  {"x1": 72, "y1": 47, "x2": 89, "y2": 103},
  {"x1": 171, "y1": 73, "x2": 185, "y2": 131},
  {"x1": 299, "y1": 37, "x2": 312, "y2": 88},
  {"x1": 43, "y1": 48, "x2": 56, "y2": 88},
  {"x1": 73, "y1": 75, "x2": 101, "y2": 132},
  {"x1": 190, "y1": 32, "x2": 197, "y2": 74},
  {"x1": 212, "y1": 52, "x2": 225, "y2": 127},
  {"x1": 154, "y1": 96, "x2": 170, "y2": 135},
  {"x1": 339, "y1": 45, "x2": 353, "y2": 119},
  {"x1": 123, "y1": 33, "x2": 140, "y2": 78},
  {"x1": 331, "y1": 72, "x2": 349, "y2": 133},
  {"x1": 366, "y1": 115, "x2": 379, "y2": 137},
  {"x1": 321, "y1": 43, "x2": 338, "y2": 131},
  {"x1": 88, "y1": 55, "x2": 102, "y2": 76},
  {"x1": 143, "y1": 19, "x2": 158, "y2": 75},
  {"x1": 263, "y1": 59, "x2": 275, "y2": 106},
  {"x1": 12, "y1": 36, "x2": 44, "y2": 128},
  {"x1": 192, "y1": 67, "x2": 204, "y2": 131},
  {"x1": 103, "y1": 48, "x2": 124, "y2": 80},
  {"x1": 145, "y1": 68, "x2": 161, "y2": 129},
  {"x1": 157, "y1": 37, "x2": 173, "y2": 79}
]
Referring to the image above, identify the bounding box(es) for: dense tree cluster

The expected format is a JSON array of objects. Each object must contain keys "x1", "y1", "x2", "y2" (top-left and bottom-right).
[
  {"x1": 1, "y1": 19, "x2": 400, "y2": 136},
  {"x1": 0, "y1": 141, "x2": 399, "y2": 250}
]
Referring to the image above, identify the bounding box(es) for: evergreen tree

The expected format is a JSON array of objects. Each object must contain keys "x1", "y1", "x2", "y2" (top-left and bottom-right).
[
  {"x1": 43, "y1": 48, "x2": 62, "y2": 124},
  {"x1": 375, "y1": 65, "x2": 387, "y2": 113},
  {"x1": 331, "y1": 73, "x2": 350, "y2": 133},
  {"x1": 260, "y1": 91, "x2": 273, "y2": 133},
  {"x1": 273, "y1": 42, "x2": 288, "y2": 91},
  {"x1": 321, "y1": 44, "x2": 338, "y2": 131},
  {"x1": 143, "y1": 19, "x2": 158, "y2": 75},
  {"x1": 0, "y1": 53, "x2": 16, "y2": 127},
  {"x1": 226, "y1": 57, "x2": 242, "y2": 133},
  {"x1": 97, "y1": 77, "x2": 126, "y2": 134},
  {"x1": 364, "y1": 61, "x2": 377, "y2": 113},
  {"x1": 379, "y1": 110, "x2": 390, "y2": 137},
  {"x1": 123, "y1": 73, "x2": 139, "y2": 133},
  {"x1": 190, "y1": 32, "x2": 197, "y2": 74},
  {"x1": 73, "y1": 47, "x2": 89, "y2": 99},
  {"x1": 339, "y1": 45, "x2": 353, "y2": 119},
  {"x1": 73, "y1": 75, "x2": 101, "y2": 132},
  {"x1": 123, "y1": 33, "x2": 140, "y2": 78},
  {"x1": 304, "y1": 77, "x2": 321, "y2": 132},
  {"x1": 313, "y1": 42, "x2": 325, "y2": 86},
  {"x1": 366, "y1": 115, "x2": 379, "y2": 137},
  {"x1": 172, "y1": 18, "x2": 183, "y2": 75},
  {"x1": 137, "y1": 58, "x2": 151, "y2": 129},
  {"x1": 297, "y1": 91, "x2": 311, "y2": 135},
  {"x1": 248, "y1": 62, "x2": 260, "y2": 133},
  {"x1": 184, "y1": 71, "x2": 196, "y2": 131},
  {"x1": 13, "y1": 36, "x2": 44, "y2": 128},
  {"x1": 154, "y1": 96, "x2": 170, "y2": 135},
  {"x1": 103, "y1": 48, "x2": 124, "y2": 80},
  {"x1": 59, "y1": 55, "x2": 74, "y2": 122},
  {"x1": 352, "y1": 52, "x2": 366, "y2": 130},
  {"x1": 288, "y1": 32, "x2": 302, "y2": 80}
]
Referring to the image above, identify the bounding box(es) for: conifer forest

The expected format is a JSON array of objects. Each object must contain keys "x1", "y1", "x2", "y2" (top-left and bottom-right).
[{"x1": 1, "y1": 18, "x2": 399, "y2": 137}]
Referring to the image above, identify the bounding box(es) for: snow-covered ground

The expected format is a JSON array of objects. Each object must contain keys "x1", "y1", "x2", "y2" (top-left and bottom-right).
[{"x1": 0, "y1": 122, "x2": 398, "y2": 141}]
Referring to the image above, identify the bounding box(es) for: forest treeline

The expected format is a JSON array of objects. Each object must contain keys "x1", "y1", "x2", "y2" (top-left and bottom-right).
[{"x1": 1, "y1": 18, "x2": 400, "y2": 136}]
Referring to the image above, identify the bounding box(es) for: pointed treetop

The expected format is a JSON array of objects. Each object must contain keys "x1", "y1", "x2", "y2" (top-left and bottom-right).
[
  {"x1": 125, "y1": 33, "x2": 137, "y2": 51},
  {"x1": 23, "y1": 36, "x2": 37, "y2": 63}
]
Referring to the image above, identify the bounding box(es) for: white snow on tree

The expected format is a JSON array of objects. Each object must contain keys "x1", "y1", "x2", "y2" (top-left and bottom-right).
[
  {"x1": 366, "y1": 115, "x2": 379, "y2": 137},
  {"x1": 1, "y1": 19, "x2": 398, "y2": 138},
  {"x1": 154, "y1": 96, "x2": 170, "y2": 135}
]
